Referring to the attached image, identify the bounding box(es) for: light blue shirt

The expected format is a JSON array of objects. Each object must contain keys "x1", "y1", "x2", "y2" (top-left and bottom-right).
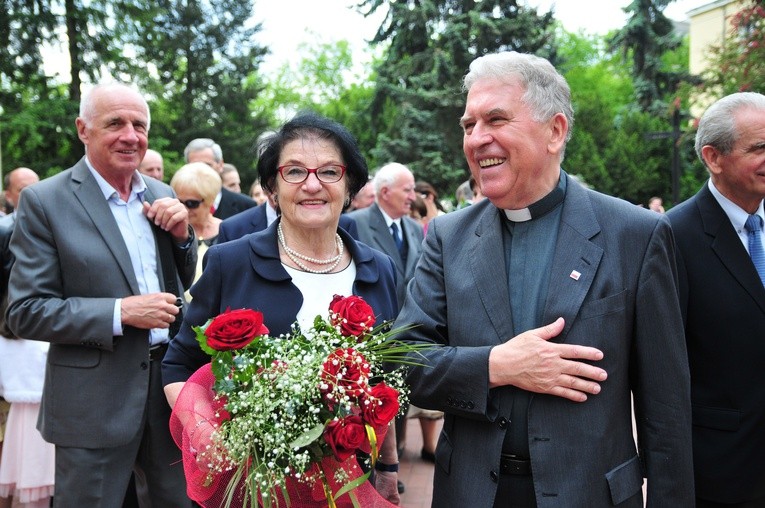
[
  {"x1": 708, "y1": 179, "x2": 765, "y2": 255},
  {"x1": 85, "y1": 160, "x2": 167, "y2": 345}
]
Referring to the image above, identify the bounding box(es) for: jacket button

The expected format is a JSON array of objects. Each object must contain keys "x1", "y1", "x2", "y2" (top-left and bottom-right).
[
  {"x1": 490, "y1": 470, "x2": 498, "y2": 483},
  {"x1": 498, "y1": 417, "x2": 509, "y2": 429},
  {"x1": 140, "y1": 362, "x2": 148, "y2": 370}
]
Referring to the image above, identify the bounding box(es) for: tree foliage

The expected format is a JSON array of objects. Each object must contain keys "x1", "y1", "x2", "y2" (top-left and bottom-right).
[
  {"x1": 609, "y1": 0, "x2": 691, "y2": 114},
  {"x1": 1, "y1": 0, "x2": 270, "y2": 184},
  {"x1": 119, "y1": 0, "x2": 270, "y2": 182},
  {"x1": 250, "y1": 40, "x2": 379, "y2": 178},
  {"x1": 697, "y1": 0, "x2": 765, "y2": 95}
]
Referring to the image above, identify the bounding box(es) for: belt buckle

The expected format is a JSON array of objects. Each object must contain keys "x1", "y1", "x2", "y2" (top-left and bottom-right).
[
  {"x1": 500, "y1": 454, "x2": 531, "y2": 476},
  {"x1": 149, "y1": 343, "x2": 167, "y2": 361}
]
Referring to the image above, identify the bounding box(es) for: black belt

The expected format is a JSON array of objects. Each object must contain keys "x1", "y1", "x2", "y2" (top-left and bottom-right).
[
  {"x1": 500, "y1": 454, "x2": 531, "y2": 476},
  {"x1": 149, "y1": 343, "x2": 168, "y2": 361}
]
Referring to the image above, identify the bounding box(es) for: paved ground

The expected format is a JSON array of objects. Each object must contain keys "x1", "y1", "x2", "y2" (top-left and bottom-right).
[{"x1": 397, "y1": 417, "x2": 443, "y2": 508}]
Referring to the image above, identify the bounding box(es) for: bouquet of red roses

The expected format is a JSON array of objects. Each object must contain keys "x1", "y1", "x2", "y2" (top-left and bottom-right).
[{"x1": 170, "y1": 295, "x2": 419, "y2": 508}]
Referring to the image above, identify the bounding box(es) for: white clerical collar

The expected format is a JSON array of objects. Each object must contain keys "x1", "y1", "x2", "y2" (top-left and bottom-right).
[
  {"x1": 504, "y1": 208, "x2": 533, "y2": 222},
  {"x1": 503, "y1": 179, "x2": 566, "y2": 223}
]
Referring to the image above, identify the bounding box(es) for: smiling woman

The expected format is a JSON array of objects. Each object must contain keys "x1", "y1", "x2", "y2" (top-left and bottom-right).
[{"x1": 162, "y1": 112, "x2": 404, "y2": 505}]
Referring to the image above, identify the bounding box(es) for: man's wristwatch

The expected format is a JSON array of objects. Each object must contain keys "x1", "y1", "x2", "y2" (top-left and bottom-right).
[{"x1": 374, "y1": 461, "x2": 399, "y2": 473}]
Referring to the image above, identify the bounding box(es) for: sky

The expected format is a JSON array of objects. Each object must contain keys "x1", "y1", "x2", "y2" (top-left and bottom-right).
[{"x1": 254, "y1": 0, "x2": 712, "y2": 75}]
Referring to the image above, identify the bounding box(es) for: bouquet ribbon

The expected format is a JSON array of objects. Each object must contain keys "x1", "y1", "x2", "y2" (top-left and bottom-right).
[{"x1": 170, "y1": 363, "x2": 399, "y2": 508}]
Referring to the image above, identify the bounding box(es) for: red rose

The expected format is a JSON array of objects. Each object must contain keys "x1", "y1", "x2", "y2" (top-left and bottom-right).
[
  {"x1": 204, "y1": 308, "x2": 269, "y2": 351},
  {"x1": 360, "y1": 382, "x2": 400, "y2": 427},
  {"x1": 323, "y1": 415, "x2": 366, "y2": 461},
  {"x1": 329, "y1": 295, "x2": 375, "y2": 338},
  {"x1": 320, "y1": 348, "x2": 371, "y2": 403}
]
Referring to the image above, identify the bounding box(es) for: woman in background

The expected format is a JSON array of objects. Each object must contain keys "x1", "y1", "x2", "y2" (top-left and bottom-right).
[{"x1": 170, "y1": 162, "x2": 222, "y2": 298}]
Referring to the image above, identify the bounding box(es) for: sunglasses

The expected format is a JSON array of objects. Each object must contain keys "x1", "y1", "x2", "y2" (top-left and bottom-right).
[{"x1": 182, "y1": 199, "x2": 204, "y2": 209}]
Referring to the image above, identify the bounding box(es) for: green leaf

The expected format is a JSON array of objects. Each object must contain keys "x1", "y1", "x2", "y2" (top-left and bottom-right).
[{"x1": 289, "y1": 422, "x2": 326, "y2": 449}]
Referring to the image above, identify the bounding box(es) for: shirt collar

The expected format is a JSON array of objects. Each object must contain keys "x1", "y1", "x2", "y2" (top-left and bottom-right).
[
  {"x1": 85, "y1": 157, "x2": 147, "y2": 202},
  {"x1": 708, "y1": 179, "x2": 765, "y2": 231},
  {"x1": 503, "y1": 172, "x2": 567, "y2": 223},
  {"x1": 379, "y1": 207, "x2": 401, "y2": 229}
]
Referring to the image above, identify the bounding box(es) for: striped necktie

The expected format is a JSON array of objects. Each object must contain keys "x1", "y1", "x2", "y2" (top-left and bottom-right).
[{"x1": 744, "y1": 214, "x2": 765, "y2": 287}]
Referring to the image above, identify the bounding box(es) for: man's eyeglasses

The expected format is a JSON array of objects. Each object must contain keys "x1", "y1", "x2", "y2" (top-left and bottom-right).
[
  {"x1": 181, "y1": 199, "x2": 203, "y2": 209},
  {"x1": 277, "y1": 165, "x2": 346, "y2": 184}
]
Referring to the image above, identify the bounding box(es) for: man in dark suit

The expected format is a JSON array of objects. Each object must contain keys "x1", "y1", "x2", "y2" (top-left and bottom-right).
[
  {"x1": 667, "y1": 92, "x2": 765, "y2": 508},
  {"x1": 183, "y1": 138, "x2": 256, "y2": 220},
  {"x1": 218, "y1": 192, "x2": 358, "y2": 244},
  {"x1": 346, "y1": 162, "x2": 423, "y2": 308},
  {"x1": 395, "y1": 51, "x2": 693, "y2": 507},
  {"x1": 6, "y1": 82, "x2": 196, "y2": 507},
  {"x1": 0, "y1": 167, "x2": 39, "y2": 309}
]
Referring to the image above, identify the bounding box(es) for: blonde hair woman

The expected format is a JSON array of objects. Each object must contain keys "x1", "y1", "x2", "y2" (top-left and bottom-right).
[{"x1": 170, "y1": 162, "x2": 222, "y2": 297}]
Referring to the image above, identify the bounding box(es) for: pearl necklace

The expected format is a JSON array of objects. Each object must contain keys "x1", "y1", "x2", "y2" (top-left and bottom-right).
[{"x1": 277, "y1": 222, "x2": 344, "y2": 274}]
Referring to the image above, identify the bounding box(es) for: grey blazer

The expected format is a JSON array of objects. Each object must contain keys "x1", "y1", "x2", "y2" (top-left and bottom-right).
[
  {"x1": 6, "y1": 158, "x2": 197, "y2": 448},
  {"x1": 396, "y1": 177, "x2": 694, "y2": 507},
  {"x1": 347, "y1": 203, "x2": 423, "y2": 309}
]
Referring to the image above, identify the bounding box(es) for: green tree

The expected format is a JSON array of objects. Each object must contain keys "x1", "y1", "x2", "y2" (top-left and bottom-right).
[
  {"x1": 0, "y1": 0, "x2": 77, "y2": 176},
  {"x1": 362, "y1": 0, "x2": 557, "y2": 194},
  {"x1": 697, "y1": 0, "x2": 765, "y2": 95},
  {"x1": 557, "y1": 29, "x2": 632, "y2": 190},
  {"x1": 116, "y1": 0, "x2": 270, "y2": 182},
  {"x1": 609, "y1": 0, "x2": 689, "y2": 114},
  {"x1": 250, "y1": 39, "x2": 379, "y2": 180}
]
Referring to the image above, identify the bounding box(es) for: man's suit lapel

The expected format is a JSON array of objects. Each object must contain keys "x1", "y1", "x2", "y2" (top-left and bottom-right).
[
  {"x1": 698, "y1": 185, "x2": 765, "y2": 313},
  {"x1": 543, "y1": 181, "x2": 603, "y2": 339},
  {"x1": 70, "y1": 161, "x2": 140, "y2": 295},
  {"x1": 470, "y1": 205, "x2": 515, "y2": 342},
  {"x1": 401, "y1": 217, "x2": 421, "y2": 276}
]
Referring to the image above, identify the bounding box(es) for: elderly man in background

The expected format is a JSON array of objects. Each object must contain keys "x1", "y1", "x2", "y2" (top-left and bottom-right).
[
  {"x1": 347, "y1": 179, "x2": 375, "y2": 211},
  {"x1": 138, "y1": 148, "x2": 164, "y2": 181},
  {"x1": 347, "y1": 163, "x2": 422, "y2": 308},
  {"x1": 183, "y1": 138, "x2": 256, "y2": 220}
]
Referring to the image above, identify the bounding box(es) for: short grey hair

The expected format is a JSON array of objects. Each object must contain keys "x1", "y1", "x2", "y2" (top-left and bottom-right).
[
  {"x1": 372, "y1": 162, "x2": 412, "y2": 196},
  {"x1": 463, "y1": 51, "x2": 574, "y2": 144},
  {"x1": 184, "y1": 138, "x2": 223, "y2": 163},
  {"x1": 695, "y1": 92, "x2": 765, "y2": 167},
  {"x1": 79, "y1": 83, "x2": 151, "y2": 131}
]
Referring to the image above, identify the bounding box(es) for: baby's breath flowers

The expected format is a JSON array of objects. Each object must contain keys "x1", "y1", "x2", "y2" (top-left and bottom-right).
[{"x1": 172, "y1": 296, "x2": 423, "y2": 508}]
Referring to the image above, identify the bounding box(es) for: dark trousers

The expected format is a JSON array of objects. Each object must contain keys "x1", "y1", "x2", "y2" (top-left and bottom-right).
[
  {"x1": 54, "y1": 355, "x2": 190, "y2": 508},
  {"x1": 493, "y1": 474, "x2": 537, "y2": 508},
  {"x1": 696, "y1": 496, "x2": 765, "y2": 508}
]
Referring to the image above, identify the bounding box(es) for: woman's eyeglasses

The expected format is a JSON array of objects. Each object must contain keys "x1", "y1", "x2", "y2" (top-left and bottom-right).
[
  {"x1": 277, "y1": 165, "x2": 346, "y2": 184},
  {"x1": 182, "y1": 199, "x2": 204, "y2": 209}
]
